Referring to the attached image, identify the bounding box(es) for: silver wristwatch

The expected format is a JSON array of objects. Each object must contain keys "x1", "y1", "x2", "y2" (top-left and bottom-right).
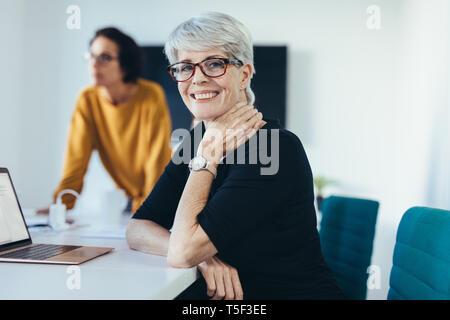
[{"x1": 188, "y1": 156, "x2": 217, "y2": 178}]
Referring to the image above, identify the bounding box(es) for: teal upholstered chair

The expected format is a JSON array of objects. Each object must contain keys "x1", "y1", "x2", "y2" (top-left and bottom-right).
[
  {"x1": 319, "y1": 196, "x2": 379, "y2": 300},
  {"x1": 388, "y1": 206, "x2": 450, "y2": 300}
]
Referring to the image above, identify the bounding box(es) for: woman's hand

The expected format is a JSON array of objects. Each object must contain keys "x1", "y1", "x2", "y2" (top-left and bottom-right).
[
  {"x1": 198, "y1": 102, "x2": 265, "y2": 164},
  {"x1": 36, "y1": 207, "x2": 50, "y2": 215},
  {"x1": 197, "y1": 256, "x2": 244, "y2": 300}
]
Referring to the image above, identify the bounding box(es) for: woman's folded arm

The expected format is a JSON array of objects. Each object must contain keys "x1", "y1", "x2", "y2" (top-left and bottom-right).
[
  {"x1": 168, "y1": 169, "x2": 219, "y2": 268},
  {"x1": 126, "y1": 218, "x2": 170, "y2": 256}
]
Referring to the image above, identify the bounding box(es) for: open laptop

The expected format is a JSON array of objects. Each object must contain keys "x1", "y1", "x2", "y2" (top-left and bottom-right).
[{"x1": 0, "y1": 167, "x2": 113, "y2": 264}]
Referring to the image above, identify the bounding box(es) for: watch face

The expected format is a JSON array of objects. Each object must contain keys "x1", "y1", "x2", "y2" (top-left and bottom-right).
[{"x1": 192, "y1": 156, "x2": 207, "y2": 170}]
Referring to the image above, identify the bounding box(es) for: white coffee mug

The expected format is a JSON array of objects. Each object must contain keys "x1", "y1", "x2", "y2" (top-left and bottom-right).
[
  {"x1": 49, "y1": 189, "x2": 79, "y2": 231},
  {"x1": 101, "y1": 189, "x2": 128, "y2": 225},
  {"x1": 49, "y1": 203, "x2": 67, "y2": 230}
]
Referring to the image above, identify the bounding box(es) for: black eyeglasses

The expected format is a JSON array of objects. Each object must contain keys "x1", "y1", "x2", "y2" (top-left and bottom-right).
[
  {"x1": 84, "y1": 52, "x2": 119, "y2": 65},
  {"x1": 168, "y1": 57, "x2": 243, "y2": 82}
]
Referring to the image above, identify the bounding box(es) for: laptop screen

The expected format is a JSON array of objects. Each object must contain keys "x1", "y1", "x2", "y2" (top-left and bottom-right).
[{"x1": 0, "y1": 172, "x2": 30, "y2": 245}]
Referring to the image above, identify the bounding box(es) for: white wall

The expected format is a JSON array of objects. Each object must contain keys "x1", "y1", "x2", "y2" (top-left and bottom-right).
[
  {"x1": 0, "y1": 0, "x2": 26, "y2": 198},
  {"x1": 1, "y1": 0, "x2": 448, "y2": 299}
]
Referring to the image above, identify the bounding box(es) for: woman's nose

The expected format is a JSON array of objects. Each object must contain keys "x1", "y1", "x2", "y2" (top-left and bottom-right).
[
  {"x1": 191, "y1": 65, "x2": 208, "y2": 84},
  {"x1": 89, "y1": 58, "x2": 99, "y2": 70}
]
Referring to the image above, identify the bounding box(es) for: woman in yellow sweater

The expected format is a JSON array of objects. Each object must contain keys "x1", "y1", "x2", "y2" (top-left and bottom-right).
[{"x1": 38, "y1": 27, "x2": 172, "y2": 214}]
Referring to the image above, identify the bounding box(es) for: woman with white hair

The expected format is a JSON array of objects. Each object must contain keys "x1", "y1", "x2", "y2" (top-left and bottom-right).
[{"x1": 126, "y1": 12, "x2": 344, "y2": 300}]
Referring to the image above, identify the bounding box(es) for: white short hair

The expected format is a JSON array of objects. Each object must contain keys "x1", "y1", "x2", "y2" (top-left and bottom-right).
[{"x1": 164, "y1": 12, "x2": 256, "y2": 105}]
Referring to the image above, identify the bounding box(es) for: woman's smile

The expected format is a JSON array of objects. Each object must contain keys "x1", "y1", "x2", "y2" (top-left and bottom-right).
[{"x1": 190, "y1": 90, "x2": 220, "y2": 102}]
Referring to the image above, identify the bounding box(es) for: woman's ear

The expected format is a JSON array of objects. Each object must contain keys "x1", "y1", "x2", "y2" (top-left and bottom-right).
[{"x1": 240, "y1": 63, "x2": 253, "y2": 90}]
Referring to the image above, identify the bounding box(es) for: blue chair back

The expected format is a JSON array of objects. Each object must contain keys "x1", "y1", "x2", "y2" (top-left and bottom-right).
[
  {"x1": 319, "y1": 196, "x2": 379, "y2": 299},
  {"x1": 388, "y1": 206, "x2": 450, "y2": 299}
]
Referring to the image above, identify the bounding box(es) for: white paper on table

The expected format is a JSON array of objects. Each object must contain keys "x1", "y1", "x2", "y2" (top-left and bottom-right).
[
  {"x1": 80, "y1": 226, "x2": 126, "y2": 239},
  {"x1": 24, "y1": 215, "x2": 49, "y2": 226}
]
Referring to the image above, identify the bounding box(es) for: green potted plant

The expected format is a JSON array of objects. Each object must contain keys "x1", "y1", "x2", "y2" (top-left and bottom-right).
[{"x1": 313, "y1": 176, "x2": 337, "y2": 211}]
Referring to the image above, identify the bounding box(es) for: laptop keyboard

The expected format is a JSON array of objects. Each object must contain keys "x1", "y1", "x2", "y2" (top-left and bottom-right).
[{"x1": 0, "y1": 244, "x2": 81, "y2": 260}]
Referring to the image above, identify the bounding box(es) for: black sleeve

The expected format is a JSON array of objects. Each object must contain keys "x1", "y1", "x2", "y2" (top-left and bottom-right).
[
  {"x1": 132, "y1": 158, "x2": 188, "y2": 230},
  {"x1": 197, "y1": 130, "x2": 313, "y2": 253}
]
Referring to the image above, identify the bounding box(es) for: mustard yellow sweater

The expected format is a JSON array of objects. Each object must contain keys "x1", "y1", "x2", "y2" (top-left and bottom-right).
[{"x1": 54, "y1": 79, "x2": 172, "y2": 213}]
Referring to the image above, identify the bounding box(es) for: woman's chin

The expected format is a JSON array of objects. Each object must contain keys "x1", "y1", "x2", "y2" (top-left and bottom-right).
[
  {"x1": 192, "y1": 107, "x2": 230, "y2": 122},
  {"x1": 91, "y1": 79, "x2": 105, "y2": 87},
  {"x1": 193, "y1": 115, "x2": 214, "y2": 122},
  {"x1": 191, "y1": 110, "x2": 220, "y2": 122}
]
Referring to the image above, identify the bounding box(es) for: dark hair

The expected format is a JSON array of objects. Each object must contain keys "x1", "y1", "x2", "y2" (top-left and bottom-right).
[{"x1": 90, "y1": 27, "x2": 143, "y2": 83}]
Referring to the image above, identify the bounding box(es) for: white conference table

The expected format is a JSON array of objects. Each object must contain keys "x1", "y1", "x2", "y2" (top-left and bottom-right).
[{"x1": 0, "y1": 209, "x2": 198, "y2": 300}]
